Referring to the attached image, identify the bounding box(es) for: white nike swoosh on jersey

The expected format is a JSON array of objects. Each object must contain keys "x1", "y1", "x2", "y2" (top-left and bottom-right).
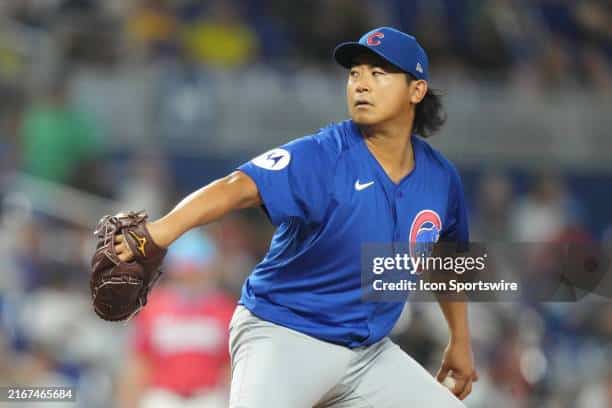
[{"x1": 354, "y1": 180, "x2": 375, "y2": 191}]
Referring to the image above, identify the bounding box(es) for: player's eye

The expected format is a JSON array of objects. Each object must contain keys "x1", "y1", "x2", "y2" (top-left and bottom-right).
[
  {"x1": 349, "y1": 70, "x2": 359, "y2": 78},
  {"x1": 372, "y1": 70, "x2": 385, "y2": 77}
]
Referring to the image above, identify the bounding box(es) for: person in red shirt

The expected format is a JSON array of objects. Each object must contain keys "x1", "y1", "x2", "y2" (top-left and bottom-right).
[{"x1": 117, "y1": 230, "x2": 235, "y2": 408}]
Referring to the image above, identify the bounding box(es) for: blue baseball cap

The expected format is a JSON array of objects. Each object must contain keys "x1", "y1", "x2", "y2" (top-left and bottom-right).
[{"x1": 333, "y1": 27, "x2": 429, "y2": 81}]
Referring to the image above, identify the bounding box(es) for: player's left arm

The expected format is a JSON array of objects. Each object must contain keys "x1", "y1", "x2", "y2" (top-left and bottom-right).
[
  {"x1": 435, "y1": 300, "x2": 478, "y2": 400},
  {"x1": 434, "y1": 165, "x2": 478, "y2": 400}
]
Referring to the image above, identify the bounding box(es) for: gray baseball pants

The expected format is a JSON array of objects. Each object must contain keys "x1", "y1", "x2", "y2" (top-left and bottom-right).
[{"x1": 229, "y1": 306, "x2": 465, "y2": 408}]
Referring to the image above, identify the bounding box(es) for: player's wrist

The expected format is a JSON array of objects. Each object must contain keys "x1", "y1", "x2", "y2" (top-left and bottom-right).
[
  {"x1": 449, "y1": 333, "x2": 471, "y2": 347},
  {"x1": 146, "y1": 220, "x2": 172, "y2": 249}
]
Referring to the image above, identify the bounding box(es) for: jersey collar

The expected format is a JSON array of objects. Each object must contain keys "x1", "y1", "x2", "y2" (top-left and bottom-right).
[{"x1": 347, "y1": 120, "x2": 421, "y2": 187}]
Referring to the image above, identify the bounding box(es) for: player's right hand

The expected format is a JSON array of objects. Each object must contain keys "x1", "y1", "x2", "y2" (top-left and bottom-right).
[
  {"x1": 436, "y1": 339, "x2": 478, "y2": 400},
  {"x1": 114, "y1": 220, "x2": 169, "y2": 263},
  {"x1": 114, "y1": 234, "x2": 135, "y2": 263}
]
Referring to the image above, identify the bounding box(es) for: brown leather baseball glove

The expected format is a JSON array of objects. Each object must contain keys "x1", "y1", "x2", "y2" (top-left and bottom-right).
[{"x1": 90, "y1": 211, "x2": 166, "y2": 321}]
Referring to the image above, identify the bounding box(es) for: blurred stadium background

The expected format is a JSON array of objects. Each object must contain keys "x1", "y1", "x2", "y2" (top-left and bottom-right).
[{"x1": 0, "y1": 0, "x2": 612, "y2": 407}]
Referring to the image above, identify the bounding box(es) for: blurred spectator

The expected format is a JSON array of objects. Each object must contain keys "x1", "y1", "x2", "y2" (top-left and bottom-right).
[
  {"x1": 0, "y1": 329, "x2": 13, "y2": 380},
  {"x1": 118, "y1": 230, "x2": 235, "y2": 408},
  {"x1": 10, "y1": 346, "x2": 74, "y2": 388},
  {"x1": 19, "y1": 76, "x2": 104, "y2": 189},
  {"x1": 127, "y1": 0, "x2": 179, "y2": 60},
  {"x1": 0, "y1": 36, "x2": 26, "y2": 82},
  {"x1": 240, "y1": 0, "x2": 292, "y2": 63},
  {"x1": 156, "y1": 58, "x2": 219, "y2": 149},
  {"x1": 59, "y1": 0, "x2": 99, "y2": 15},
  {"x1": 472, "y1": 171, "x2": 514, "y2": 242},
  {"x1": 0, "y1": 86, "x2": 23, "y2": 178},
  {"x1": 181, "y1": 0, "x2": 259, "y2": 68},
  {"x1": 57, "y1": 2, "x2": 121, "y2": 68},
  {"x1": 510, "y1": 172, "x2": 569, "y2": 242},
  {"x1": 577, "y1": 367, "x2": 612, "y2": 408},
  {"x1": 582, "y1": 45, "x2": 612, "y2": 91},
  {"x1": 208, "y1": 213, "x2": 262, "y2": 296},
  {"x1": 116, "y1": 150, "x2": 171, "y2": 219},
  {"x1": 10, "y1": 0, "x2": 54, "y2": 31},
  {"x1": 300, "y1": 0, "x2": 374, "y2": 65},
  {"x1": 536, "y1": 34, "x2": 576, "y2": 90}
]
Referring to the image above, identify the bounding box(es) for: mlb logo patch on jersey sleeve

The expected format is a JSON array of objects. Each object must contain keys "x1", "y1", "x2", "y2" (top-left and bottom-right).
[{"x1": 252, "y1": 148, "x2": 291, "y2": 171}]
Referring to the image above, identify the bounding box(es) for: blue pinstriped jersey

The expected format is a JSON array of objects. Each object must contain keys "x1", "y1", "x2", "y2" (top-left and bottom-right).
[{"x1": 238, "y1": 120, "x2": 468, "y2": 348}]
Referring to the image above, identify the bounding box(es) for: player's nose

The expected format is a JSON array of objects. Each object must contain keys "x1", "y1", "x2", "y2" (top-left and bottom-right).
[
  {"x1": 355, "y1": 79, "x2": 371, "y2": 93},
  {"x1": 352, "y1": 73, "x2": 371, "y2": 93}
]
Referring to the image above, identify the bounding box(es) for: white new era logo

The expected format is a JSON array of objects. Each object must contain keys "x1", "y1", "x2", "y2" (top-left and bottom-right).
[{"x1": 416, "y1": 62, "x2": 423, "y2": 73}]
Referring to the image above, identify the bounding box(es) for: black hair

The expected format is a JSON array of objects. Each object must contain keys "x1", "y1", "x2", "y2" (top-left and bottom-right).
[{"x1": 408, "y1": 75, "x2": 446, "y2": 138}]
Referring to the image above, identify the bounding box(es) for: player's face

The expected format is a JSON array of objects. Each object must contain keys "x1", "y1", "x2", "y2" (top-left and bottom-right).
[{"x1": 347, "y1": 53, "x2": 426, "y2": 127}]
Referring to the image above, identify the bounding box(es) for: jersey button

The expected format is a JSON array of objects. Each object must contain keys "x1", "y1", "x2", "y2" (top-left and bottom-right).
[{"x1": 397, "y1": 191, "x2": 403, "y2": 198}]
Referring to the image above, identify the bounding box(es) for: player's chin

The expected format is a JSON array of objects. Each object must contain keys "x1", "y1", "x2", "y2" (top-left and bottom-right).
[{"x1": 349, "y1": 111, "x2": 380, "y2": 126}]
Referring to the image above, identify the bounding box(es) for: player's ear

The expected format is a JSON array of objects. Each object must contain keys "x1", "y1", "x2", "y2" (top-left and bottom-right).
[
  {"x1": 405, "y1": 74, "x2": 427, "y2": 105},
  {"x1": 409, "y1": 79, "x2": 428, "y2": 105}
]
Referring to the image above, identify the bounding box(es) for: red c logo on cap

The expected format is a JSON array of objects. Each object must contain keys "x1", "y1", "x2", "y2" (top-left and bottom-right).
[{"x1": 366, "y1": 32, "x2": 384, "y2": 46}]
